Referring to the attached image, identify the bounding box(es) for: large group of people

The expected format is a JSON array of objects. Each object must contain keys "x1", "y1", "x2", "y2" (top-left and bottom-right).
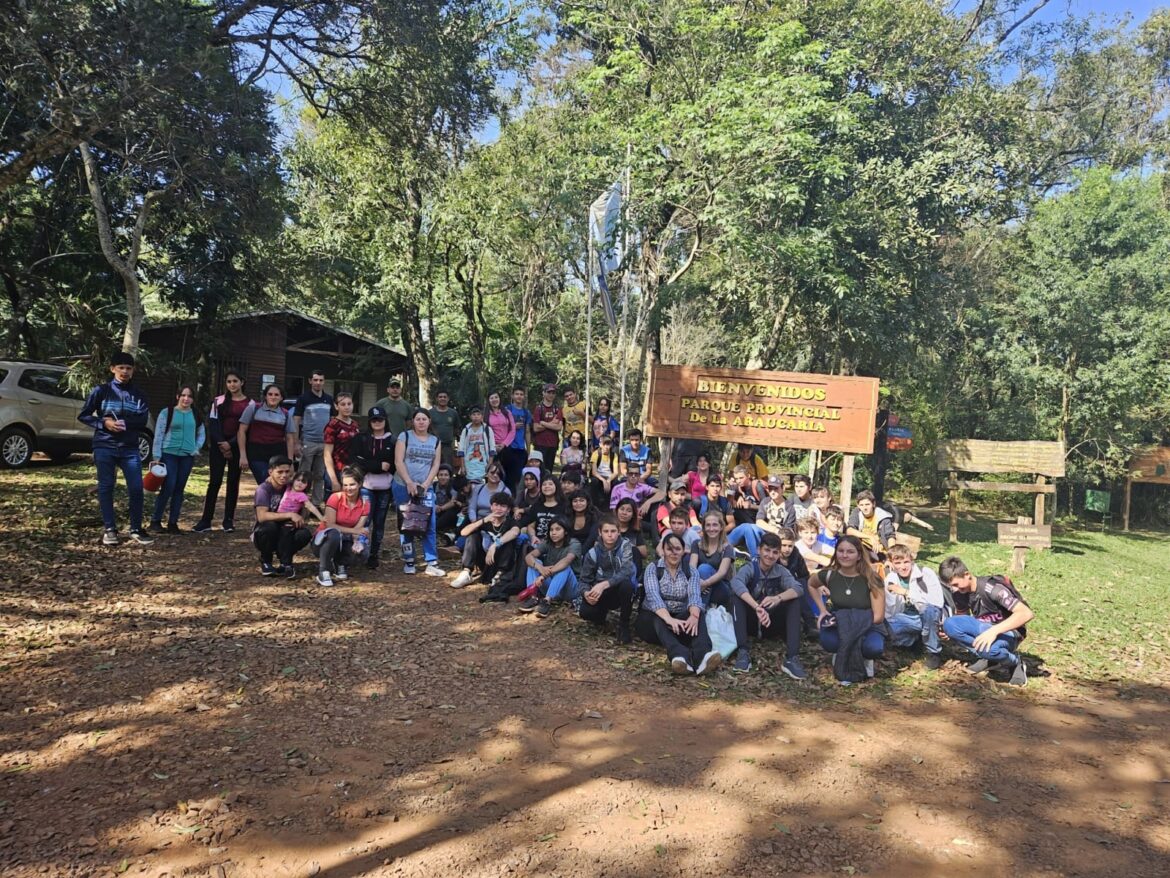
[{"x1": 79, "y1": 353, "x2": 1036, "y2": 686}]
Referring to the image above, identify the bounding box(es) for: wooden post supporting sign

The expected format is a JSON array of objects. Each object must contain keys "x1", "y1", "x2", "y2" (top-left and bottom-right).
[
  {"x1": 998, "y1": 518, "x2": 1051, "y2": 573},
  {"x1": 840, "y1": 454, "x2": 855, "y2": 520}
]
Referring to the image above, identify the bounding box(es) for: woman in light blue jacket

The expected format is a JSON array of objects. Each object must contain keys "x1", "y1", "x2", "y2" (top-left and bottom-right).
[{"x1": 149, "y1": 385, "x2": 206, "y2": 534}]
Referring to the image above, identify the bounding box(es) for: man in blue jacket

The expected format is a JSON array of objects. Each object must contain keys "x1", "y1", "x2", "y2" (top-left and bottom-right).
[{"x1": 78, "y1": 351, "x2": 154, "y2": 546}]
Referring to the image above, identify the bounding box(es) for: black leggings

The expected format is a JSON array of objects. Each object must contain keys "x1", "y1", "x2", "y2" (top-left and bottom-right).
[{"x1": 200, "y1": 441, "x2": 242, "y2": 525}]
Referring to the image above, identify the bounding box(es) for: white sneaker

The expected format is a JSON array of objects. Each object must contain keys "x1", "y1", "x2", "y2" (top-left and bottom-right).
[
  {"x1": 696, "y1": 650, "x2": 723, "y2": 676},
  {"x1": 316, "y1": 571, "x2": 334, "y2": 587},
  {"x1": 864, "y1": 659, "x2": 875, "y2": 678},
  {"x1": 101, "y1": 529, "x2": 119, "y2": 546},
  {"x1": 335, "y1": 565, "x2": 348, "y2": 581},
  {"x1": 450, "y1": 569, "x2": 472, "y2": 589},
  {"x1": 670, "y1": 657, "x2": 689, "y2": 675},
  {"x1": 403, "y1": 564, "x2": 416, "y2": 575},
  {"x1": 424, "y1": 564, "x2": 445, "y2": 577}
]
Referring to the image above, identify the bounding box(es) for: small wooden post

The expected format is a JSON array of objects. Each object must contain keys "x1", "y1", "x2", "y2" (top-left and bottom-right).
[
  {"x1": 1033, "y1": 475, "x2": 1047, "y2": 550},
  {"x1": 1011, "y1": 515, "x2": 1032, "y2": 573},
  {"x1": 840, "y1": 453, "x2": 855, "y2": 519},
  {"x1": 948, "y1": 470, "x2": 958, "y2": 543},
  {"x1": 1123, "y1": 477, "x2": 1132, "y2": 532}
]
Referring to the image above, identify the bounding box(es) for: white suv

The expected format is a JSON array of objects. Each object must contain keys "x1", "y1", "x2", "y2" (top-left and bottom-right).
[{"x1": 0, "y1": 361, "x2": 154, "y2": 469}]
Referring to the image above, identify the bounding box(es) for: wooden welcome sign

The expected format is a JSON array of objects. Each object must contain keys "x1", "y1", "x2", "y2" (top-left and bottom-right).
[
  {"x1": 645, "y1": 365, "x2": 880, "y2": 454},
  {"x1": 645, "y1": 365, "x2": 880, "y2": 516}
]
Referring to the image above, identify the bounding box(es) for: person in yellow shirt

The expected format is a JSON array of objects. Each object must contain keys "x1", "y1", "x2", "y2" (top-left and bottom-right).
[
  {"x1": 734, "y1": 444, "x2": 769, "y2": 481},
  {"x1": 561, "y1": 388, "x2": 587, "y2": 446}
]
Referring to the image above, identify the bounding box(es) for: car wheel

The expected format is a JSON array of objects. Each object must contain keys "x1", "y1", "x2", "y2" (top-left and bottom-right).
[
  {"x1": 138, "y1": 432, "x2": 152, "y2": 464},
  {"x1": 0, "y1": 426, "x2": 34, "y2": 469}
]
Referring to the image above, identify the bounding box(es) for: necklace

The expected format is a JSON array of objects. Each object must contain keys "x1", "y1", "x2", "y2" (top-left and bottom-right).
[{"x1": 838, "y1": 571, "x2": 863, "y2": 597}]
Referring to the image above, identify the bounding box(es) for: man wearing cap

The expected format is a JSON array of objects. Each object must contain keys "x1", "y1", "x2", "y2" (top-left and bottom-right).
[
  {"x1": 375, "y1": 377, "x2": 415, "y2": 440},
  {"x1": 728, "y1": 475, "x2": 788, "y2": 557},
  {"x1": 654, "y1": 477, "x2": 700, "y2": 536},
  {"x1": 428, "y1": 390, "x2": 461, "y2": 468},
  {"x1": 456, "y1": 405, "x2": 495, "y2": 483},
  {"x1": 78, "y1": 351, "x2": 154, "y2": 546},
  {"x1": 532, "y1": 383, "x2": 563, "y2": 472}
]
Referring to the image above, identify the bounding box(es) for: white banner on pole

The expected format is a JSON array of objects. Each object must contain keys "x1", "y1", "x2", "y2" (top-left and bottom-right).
[{"x1": 588, "y1": 180, "x2": 622, "y2": 331}]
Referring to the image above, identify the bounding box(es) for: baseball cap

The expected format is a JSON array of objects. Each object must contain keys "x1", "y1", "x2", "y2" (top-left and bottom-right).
[
  {"x1": 388, "y1": 377, "x2": 402, "y2": 387},
  {"x1": 669, "y1": 477, "x2": 689, "y2": 492},
  {"x1": 367, "y1": 406, "x2": 387, "y2": 420},
  {"x1": 543, "y1": 382, "x2": 557, "y2": 392},
  {"x1": 767, "y1": 475, "x2": 785, "y2": 488}
]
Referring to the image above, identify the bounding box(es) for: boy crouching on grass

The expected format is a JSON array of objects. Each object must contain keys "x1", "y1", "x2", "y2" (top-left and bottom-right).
[{"x1": 939, "y1": 556, "x2": 1033, "y2": 687}]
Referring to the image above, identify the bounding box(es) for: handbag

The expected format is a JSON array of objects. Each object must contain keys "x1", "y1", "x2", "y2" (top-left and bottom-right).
[
  {"x1": 400, "y1": 497, "x2": 431, "y2": 536},
  {"x1": 706, "y1": 605, "x2": 737, "y2": 659}
]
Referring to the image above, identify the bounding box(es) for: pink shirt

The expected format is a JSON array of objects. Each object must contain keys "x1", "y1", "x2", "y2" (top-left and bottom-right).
[
  {"x1": 277, "y1": 490, "x2": 309, "y2": 514},
  {"x1": 487, "y1": 409, "x2": 516, "y2": 448}
]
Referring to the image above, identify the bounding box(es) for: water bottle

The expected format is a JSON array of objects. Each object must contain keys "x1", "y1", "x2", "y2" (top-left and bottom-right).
[
  {"x1": 456, "y1": 512, "x2": 467, "y2": 528},
  {"x1": 355, "y1": 534, "x2": 369, "y2": 554}
]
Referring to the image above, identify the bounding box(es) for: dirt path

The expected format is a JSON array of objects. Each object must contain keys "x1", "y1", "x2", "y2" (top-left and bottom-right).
[{"x1": 1, "y1": 474, "x2": 1168, "y2": 877}]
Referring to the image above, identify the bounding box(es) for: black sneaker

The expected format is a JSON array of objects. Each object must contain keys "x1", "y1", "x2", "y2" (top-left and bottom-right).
[
  {"x1": 925, "y1": 652, "x2": 944, "y2": 671},
  {"x1": 1007, "y1": 660, "x2": 1027, "y2": 687},
  {"x1": 147, "y1": 522, "x2": 164, "y2": 534},
  {"x1": 165, "y1": 523, "x2": 181, "y2": 535},
  {"x1": 616, "y1": 625, "x2": 633, "y2": 645},
  {"x1": 191, "y1": 520, "x2": 213, "y2": 533},
  {"x1": 221, "y1": 520, "x2": 235, "y2": 533},
  {"x1": 128, "y1": 530, "x2": 154, "y2": 545},
  {"x1": 285, "y1": 565, "x2": 297, "y2": 580},
  {"x1": 260, "y1": 560, "x2": 276, "y2": 576},
  {"x1": 366, "y1": 556, "x2": 379, "y2": 570},
  {"x1": 965, "y1": 658, "x2": 993, "y2": 675},
  {"x1": 535, "y1": 599, "x2": 552, "y2": 619},
  {"x1": 733, "y1": 650, "x2": 751, "y2": 673},
  {"x1": 518, "y1": 596, "x2": 540, "y2": 613},
  {"x1": 101, "y1": 529, "x2": 119, "y2": 546}
]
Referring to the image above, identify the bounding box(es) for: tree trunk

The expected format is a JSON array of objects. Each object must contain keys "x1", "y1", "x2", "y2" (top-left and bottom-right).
[
  {"x1": 404, "y1": 304, "x2": 437, "y2": 406},
  {"x1": 453, "y1": 257, "x2": 488, "y2": 397},
  {"x1": 78, "y1": 140, "x2": 168, "y2": 354}
]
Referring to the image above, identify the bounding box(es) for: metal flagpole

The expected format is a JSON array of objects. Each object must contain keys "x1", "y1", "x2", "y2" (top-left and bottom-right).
[
  {"x1": 617, "y1": 151, "x2": 631, "y2": 440},
  {"x1": 585, "y1": 236, "x2": 594, "y2": 428}
]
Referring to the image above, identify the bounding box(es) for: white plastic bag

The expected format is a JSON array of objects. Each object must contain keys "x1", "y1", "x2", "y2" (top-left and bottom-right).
[{"x1": 706, "y1": 606, "x2": 737, "y2": 659}]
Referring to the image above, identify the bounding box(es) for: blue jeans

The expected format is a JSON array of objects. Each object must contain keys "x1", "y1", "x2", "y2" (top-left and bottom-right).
[
  {"x1": 727, "y1": 523, "x2": 764, "y2": 557},
  {"x1": 943, "y1": 615, "x2": 1021, "y2": 665},
  {"x1": 392, "y1": 482, "x2": 437, "y2": 565},
  {"x1": 152, "y1": 452, "x2": 195, "y2": 527},
  {"x1": 819, "y1": 625, "x2": 885, "y2": 660},
  {"x1": 526, "y1": 566, "x2": 579, "y2": 601},
  {"x1": 94, "y1": 445, "x2": 144, "y2": 531},
  {"x1": 697, "y1": 563, "x2": 735, "y2": 612},
  {"x1": 361, "y1": 487, "x2": 392, "y2": 559},
  {"x1": 888, "y1": 605, "x2": 942, "y2": 654}
]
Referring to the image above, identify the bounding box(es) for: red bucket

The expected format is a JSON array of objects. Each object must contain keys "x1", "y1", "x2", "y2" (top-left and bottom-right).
[{"x1": 143, "y1": 462, "x2": 167, "y2": 492}]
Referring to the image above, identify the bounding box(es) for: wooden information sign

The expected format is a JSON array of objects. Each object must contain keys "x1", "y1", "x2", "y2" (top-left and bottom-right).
[
  {"x1": 936, "y1": 439, "x2": 1064, "y2": 542},
  {"x1": 645, "y1": 365, "x2": 880, "y2": 454},
  {"x1": 1122, "y1": 445, "x2": 1170, "y2": 530},
  {"x1": 997, "y1": 523, "x2": 1052, "y2": 549},
  {"x1": 936, "y1": 440, "x2": 1066, "y2": 478}
]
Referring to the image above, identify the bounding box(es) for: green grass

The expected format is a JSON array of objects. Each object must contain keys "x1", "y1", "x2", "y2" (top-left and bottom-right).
[{"x1": 909, "y1": 512, "x2": 1170, "y2": 687}]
